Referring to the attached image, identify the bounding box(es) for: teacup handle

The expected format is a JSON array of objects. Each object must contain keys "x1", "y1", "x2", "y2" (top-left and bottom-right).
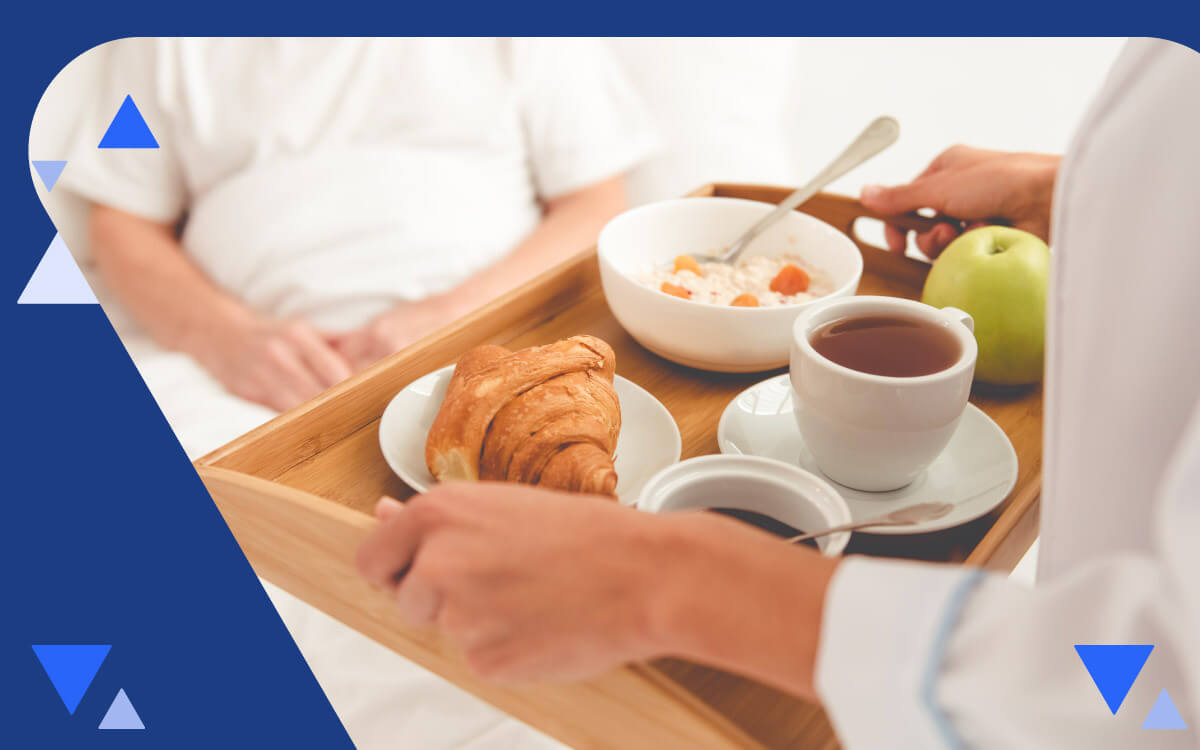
[{"x1": 939, "y1": 306, "x2": 974, "y2": 333}]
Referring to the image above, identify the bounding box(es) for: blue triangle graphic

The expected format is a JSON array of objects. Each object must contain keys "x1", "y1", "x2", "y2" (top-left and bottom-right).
[
  {"x1": 1074, "y1": 644, "x2": 1154, "y2": 715},
  {"x1": 32, "y1": 160, "x2": 68, "y2": 192},
  {"x1": 1143, "y1": 689, "x2": 1188, "y2": 730},
  {"x1": 98, "y1": 95, "x2": 159, "y2": 149},
  {"x1": 31, "y1": 644, "x2": 111, "y2": 715},
  {"x1": 98, "y1": 689, "x2": 145, "y2": 730},
  {"x1": 18, "y1": 233, "x2": 98, "y2": 304}
]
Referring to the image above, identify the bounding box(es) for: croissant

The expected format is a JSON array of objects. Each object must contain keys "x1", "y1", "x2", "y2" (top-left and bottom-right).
[{"x1": 424, "y1": 335, "x2": 621, "y2": 497}]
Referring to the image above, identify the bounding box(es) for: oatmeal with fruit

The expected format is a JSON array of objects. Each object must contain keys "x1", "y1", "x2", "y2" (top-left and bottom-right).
[{"x1": 638, "y1": 253, "x2": 833, "y2": 307}]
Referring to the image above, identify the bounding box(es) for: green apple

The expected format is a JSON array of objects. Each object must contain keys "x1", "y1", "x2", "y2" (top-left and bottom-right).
[{"x1": 922, "y1": 226, "x2": 1050, "y2": 385}]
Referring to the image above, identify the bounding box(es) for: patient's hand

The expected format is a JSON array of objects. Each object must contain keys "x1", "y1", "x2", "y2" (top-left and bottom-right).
[
  {"x1": 86, "y1": 205, "x2": 354, "y2": 413},
  {"x1": 861, "y1": 145, "x2": 1060, "y2": 258},
  {"x1": 195, "y1": 317, "x2": 354, "y2": 412},
  {"x1": 332, "y1": 301, "x2": 448, "y2": 371},
  {"x1": 357, "y1": 483, "x2": 837, "y2": 697}
]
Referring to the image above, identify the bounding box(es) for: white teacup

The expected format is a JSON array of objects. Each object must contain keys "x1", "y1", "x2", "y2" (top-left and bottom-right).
[{"x1": 789, "y1": 296, "x2": 977, "y2": 492}]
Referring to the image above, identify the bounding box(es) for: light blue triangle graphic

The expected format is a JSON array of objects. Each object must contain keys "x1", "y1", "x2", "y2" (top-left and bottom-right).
[
  {"x1": 32, "y1": 160, "x2": 68, "y2": 192},
  {"x1": 98, "y1": 95, "x2": 159, "y2": 149},
  {"x1": 1074, "y1": 644, "x2": 1154, "y2": 715},
  {"x1": 1143, "y1": 689, "x2": 1188, "y2": 730},
  {"x1": 98, "y1": 689, "x2": 145, "y2": 730},
  {"x1": 31, "y1": 644, "x2": 111, "y2": 715},
  {"x1": 18, "y1": 233, "x2": 98, "y2": 304}
]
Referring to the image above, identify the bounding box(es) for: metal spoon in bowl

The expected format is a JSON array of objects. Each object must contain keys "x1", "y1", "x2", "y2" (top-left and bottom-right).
[
  {"x1": 786, "y1": 501, "x2": 954, "y2": 544},
  {"x1": 695, "y1": 115, "x2": 901, "y2": 266}
]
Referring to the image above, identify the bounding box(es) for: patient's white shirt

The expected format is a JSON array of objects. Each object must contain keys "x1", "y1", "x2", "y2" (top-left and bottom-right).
[
  {"x1": 64, "y1": 38, "x2": 654, "y2": 330},
  {"x1": 61, "y1": 38, "x2": 652, "y2": 750}
]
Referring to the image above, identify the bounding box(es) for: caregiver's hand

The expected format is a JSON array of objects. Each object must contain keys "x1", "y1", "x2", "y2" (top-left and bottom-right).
[
  {"x1": 861, "y1": 145, "x2": 1060, "y2": 258},
  {"x1": 194, "y1": 315, "x2": 353, "y2": 412},
  {"x1": 356, "y1": 483, "x2": 839, "y2": 698}
]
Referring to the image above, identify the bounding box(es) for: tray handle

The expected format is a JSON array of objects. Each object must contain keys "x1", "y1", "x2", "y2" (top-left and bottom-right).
[
  {"x1": 795, "y1": 193, "x2": 941, "y2": 255},
  {"x1": 792, "y1": 192, "x2": 937, "y2": 289}
]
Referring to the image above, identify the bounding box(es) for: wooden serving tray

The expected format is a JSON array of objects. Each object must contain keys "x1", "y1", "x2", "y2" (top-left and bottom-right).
[{"x1": 196, "y1": 184, "x2": 1042, "y2": 749}]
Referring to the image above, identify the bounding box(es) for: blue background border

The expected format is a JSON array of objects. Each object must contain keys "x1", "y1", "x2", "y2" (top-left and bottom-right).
[{"x1": 3, "y1": 6, "x2": 1198, "y2": 746}]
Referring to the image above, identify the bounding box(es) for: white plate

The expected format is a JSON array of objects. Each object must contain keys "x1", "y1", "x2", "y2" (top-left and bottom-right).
[
  {"x1": 379, "y1": 365, "x2": 682, "y2": 504},
  {"x1": 717, "y1": 374, "x2": 1018, "y2": 534}
]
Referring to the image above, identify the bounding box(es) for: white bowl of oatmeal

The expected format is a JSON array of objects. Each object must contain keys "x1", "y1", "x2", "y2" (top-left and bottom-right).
[{"x1": 598, "y1": 197, "x2": 862, "y2": 372}]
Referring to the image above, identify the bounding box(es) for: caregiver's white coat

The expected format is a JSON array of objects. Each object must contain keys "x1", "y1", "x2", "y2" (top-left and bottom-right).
[{"x1": 817, "y1": 39, "x2": 1200, "y2": 749}]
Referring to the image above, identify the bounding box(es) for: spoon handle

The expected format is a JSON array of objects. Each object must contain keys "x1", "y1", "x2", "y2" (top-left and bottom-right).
[
  {"x1": 785, "y1": 514, "x2": 907, "y2": 544},
  {"x1": 721, "y1": 116, "x2": 900, "y2": 263}
]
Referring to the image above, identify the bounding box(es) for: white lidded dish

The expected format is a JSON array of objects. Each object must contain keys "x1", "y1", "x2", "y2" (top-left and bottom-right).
[{"x1": 637, "y1": 454, "x2": 853, "y2": 556}]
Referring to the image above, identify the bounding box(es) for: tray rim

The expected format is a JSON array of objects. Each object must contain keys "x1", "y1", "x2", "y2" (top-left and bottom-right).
[
  {"x1": 196, "y1": 184, "x2": 1040, "y2": 569},
  {"x1": 194, "y1": 183, "x2": 1042, "y2": 748}
]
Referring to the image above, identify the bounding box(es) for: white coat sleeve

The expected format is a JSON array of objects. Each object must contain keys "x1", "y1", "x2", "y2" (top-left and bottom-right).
[{"x1": 815, "y1": 406, "x2": 1200, "y2": 749}]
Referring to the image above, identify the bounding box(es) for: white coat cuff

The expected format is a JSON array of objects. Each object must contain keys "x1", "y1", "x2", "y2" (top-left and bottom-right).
[{"x1": 815, "y1": 556, "x2": 985, "y2": 749}]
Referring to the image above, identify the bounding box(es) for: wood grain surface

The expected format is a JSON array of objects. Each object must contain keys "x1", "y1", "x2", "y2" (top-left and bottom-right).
[{"x1": 197, "y1": 186, "x2": 1042, "y2": 749}]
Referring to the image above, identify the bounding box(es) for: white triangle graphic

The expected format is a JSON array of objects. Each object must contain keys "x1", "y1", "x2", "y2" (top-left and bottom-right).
[
  {"x1": 17, "y1": 233, "x2": 98, "y2": 304},
  {"x1": 98, "y1": 688, "x2": 145, "y2": 730}
]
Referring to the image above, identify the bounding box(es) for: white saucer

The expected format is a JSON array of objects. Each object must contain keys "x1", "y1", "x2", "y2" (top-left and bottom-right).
[
  {"x1": 717, "y1": 374, "x2": 1018, "y2": 534},
  {"x1": 379, "y1": 365, "x2": 682, "y2": 504}
]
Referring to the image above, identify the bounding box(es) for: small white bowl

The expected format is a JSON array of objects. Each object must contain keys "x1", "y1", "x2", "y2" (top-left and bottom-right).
[
  {"x1": 598, "y1": 197, "x2": 863, "y2": 372},
  {"x1": 636, "y1": 455, "x2": 852, "y2": 556}
]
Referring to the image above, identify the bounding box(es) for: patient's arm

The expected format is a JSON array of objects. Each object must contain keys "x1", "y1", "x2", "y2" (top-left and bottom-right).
[
  {"x1": 332, "y1": 176, "x2": 628, "y2": 370},
  {"x1": 90, "y1": 205, "x2": 352, "y2": 411}
]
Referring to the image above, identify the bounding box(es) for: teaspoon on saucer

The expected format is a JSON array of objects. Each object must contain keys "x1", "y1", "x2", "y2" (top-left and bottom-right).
[{"x1": 787, "y1": 501, "x2": 954, "y2": 544}]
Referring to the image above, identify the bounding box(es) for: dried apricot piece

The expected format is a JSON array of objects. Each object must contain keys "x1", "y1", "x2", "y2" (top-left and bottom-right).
[
  {"x1": 769, "y1": 264, "x2": 810, "y2": 295},
  {"x1": 730, "y1": 294, "x2": 760, "y2": 307},
  {"x1": 661, "y1": 282, "x2": 692, "y2": 299},
  {"x1": 673, "y1": 254, "x2": 703, "y2": 276}
]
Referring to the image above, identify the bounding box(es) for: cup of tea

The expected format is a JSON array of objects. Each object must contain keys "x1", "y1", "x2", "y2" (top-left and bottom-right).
[{"x1": 789, "y1": 295, "x2": 977, "y2": 491}]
